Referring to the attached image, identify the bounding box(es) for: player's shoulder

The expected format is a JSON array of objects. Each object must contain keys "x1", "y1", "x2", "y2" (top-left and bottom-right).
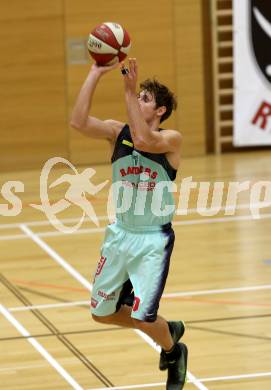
[{"x1": 161, "y1": 129, "x2": 183, "y2": 142}]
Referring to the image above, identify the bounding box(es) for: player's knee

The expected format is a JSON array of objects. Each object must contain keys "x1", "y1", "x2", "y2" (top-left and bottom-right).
[
  {"x1": 92, "y1": 313, "x2": 102, "y2": 323},
  {"x1": 91, "y1": 313, "x2": 113, "y2": 324},
  {"x1": 92, "y1": 313, "x2": 107, "y2": 324},
  {"x1": 132, "y1": 318, "x2": 149, "y2": 329}
]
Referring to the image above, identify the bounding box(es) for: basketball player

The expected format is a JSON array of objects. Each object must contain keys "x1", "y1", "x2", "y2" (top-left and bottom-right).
[{"x1": 70, "y1": 58, "x2": 187, "y2": 389}]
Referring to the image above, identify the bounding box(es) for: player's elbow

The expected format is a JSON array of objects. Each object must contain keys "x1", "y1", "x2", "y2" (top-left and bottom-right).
[
  {"x1": 133, "y1": 136, "x2": 158, "y2": 151},
  {"x1": 70, "y1": 119, "x2": 86, "y2": 132}
]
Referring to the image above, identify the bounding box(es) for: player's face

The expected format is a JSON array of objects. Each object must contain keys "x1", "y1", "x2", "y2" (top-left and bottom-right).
[{"x1": 137, "y1": 90, "x2": 158, "y2": 122}]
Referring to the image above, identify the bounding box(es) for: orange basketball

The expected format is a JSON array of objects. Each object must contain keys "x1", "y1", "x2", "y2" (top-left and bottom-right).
[{"x1": 87, "y1": 22, "x2": 131, "y2": 66}]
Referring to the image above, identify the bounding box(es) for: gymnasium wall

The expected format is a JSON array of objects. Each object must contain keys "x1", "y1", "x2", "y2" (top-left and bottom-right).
[{"x1": 0, "y1": 0, "x2": 208, "y2": 171}]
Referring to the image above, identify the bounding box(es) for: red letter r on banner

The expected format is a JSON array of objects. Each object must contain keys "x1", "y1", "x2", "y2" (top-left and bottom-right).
[{"x1": 252, "y1": 101, "x2": 271, "y2": 130}]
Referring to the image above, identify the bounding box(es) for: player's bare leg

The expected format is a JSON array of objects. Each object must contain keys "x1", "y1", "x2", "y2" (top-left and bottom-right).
[{"x1": 92, "y1": 306, "x2": 174, "y2": 350}]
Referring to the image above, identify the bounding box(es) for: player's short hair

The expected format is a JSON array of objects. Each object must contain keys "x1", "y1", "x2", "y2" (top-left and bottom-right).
[{"x1": 139, "y1": 78, "x2": 177, "y2": 123}]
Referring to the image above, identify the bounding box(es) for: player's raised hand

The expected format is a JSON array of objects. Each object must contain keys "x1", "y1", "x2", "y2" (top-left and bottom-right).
[
  {"x1": 91, "y1": 61, "x2": 119, "y2": 76},
  {"x1": 121, "y1": 58, "x2": 138, "y2": 94}
]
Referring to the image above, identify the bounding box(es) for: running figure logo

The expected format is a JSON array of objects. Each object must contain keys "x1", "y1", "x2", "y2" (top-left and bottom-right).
[{"x1": 31, "y1": 157, "x2": 109, "y2": 232}]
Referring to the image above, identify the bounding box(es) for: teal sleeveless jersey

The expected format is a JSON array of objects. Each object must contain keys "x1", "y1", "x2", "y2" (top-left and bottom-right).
[{"x1": 111, "y1": 124, "x2": 177, "y2": 227}]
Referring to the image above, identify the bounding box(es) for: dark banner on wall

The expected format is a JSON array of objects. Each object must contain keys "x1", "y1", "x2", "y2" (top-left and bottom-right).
[{"x1": 234, "y1": 0, "x2": 271, "y2": 146}]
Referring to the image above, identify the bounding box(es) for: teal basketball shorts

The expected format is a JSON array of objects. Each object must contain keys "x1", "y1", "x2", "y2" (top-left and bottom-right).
[{"x1": 91, "y1": 220, "x2": 175, "y2": 322}]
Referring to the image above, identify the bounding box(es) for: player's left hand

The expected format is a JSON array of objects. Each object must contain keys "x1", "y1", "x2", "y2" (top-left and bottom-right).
[{"x1": 120, "y1": 58, "x2": 138, "y2": 94}]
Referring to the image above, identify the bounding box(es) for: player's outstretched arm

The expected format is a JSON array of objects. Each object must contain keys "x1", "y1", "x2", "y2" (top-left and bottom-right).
[{"x1": 70, "y1": 63, "x2": 124, "y2": 142}]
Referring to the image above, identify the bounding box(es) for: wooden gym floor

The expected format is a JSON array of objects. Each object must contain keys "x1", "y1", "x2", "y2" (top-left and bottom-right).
[{"x1": 0, "y1": 151, "x2": 271, "y2": 389}]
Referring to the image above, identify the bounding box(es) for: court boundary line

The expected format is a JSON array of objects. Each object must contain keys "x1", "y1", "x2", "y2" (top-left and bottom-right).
[
  {"x1": 163, "y1": 284, "x2": 271, "y2": 298},
  {"x1": 88, "y1": 370, "x2": 271, "y2": 389},
  {"x1": 20, "y1": 224, "x2": 93, "y2": 292},
  {"x1": 16, "y1": 224, "x2": 208, "y2": 390},
  {"x1": 0, "y1": 304, "x2": 83, "y2": 390},
  {"x1": 9, "y1": 301, "x2": 90, "y2": 312},
  {"x1": 7, "y1": 282, "x2": 271, "y2": 312},
  {"x1": 0, "y1": 362, "x2": 49, "y2": 373},
  {"x1": 1, "y1": 211, "x2": 271, "y2": 241},
  {"x1": 0, "y1": 311, "x2": 270, "y2": 388},
  {"x1": 0, "y1": 273, "x2": 115, "y2": 387}
]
